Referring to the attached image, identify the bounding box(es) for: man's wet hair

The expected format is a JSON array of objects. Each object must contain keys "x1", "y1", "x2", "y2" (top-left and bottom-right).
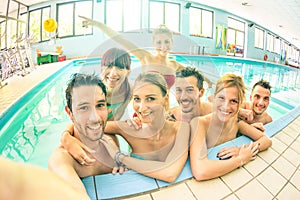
[
  {"x1": 252, "y1": 79, "x2": 272, "y2": 93},
  {"x1": 176, "y1": 67, "x2": 204, "y2": 89},
  {"x1": 65, "y1": 73, "x2": 107, "y2": 111}
]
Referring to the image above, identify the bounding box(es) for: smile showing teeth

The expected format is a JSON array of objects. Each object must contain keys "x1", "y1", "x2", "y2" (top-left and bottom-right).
[
  {"x1": 141, "y1": 112, "x2": 151, "y2": 117},
  {"x1": 88, "y1": 124, "x2": 101, "y2": 130},
  {"x1": 180, "y1": 101, "x2": 190, "y2": 105},
  {"x1": 220, "y1": 111, "x2": 230, "y2": 115}
]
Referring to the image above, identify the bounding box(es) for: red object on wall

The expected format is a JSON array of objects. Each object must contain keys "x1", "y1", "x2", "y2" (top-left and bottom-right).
[{"x1": 58, "y1": 55, "x2": 66, "y2": 62}]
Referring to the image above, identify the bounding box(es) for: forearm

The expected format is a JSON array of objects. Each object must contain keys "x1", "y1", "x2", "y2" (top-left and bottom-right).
[
  {"x1": 120, "y1": 152, "x2": 187, "y2": 182},
  {"x1": 253, "y1": 135, "x2": 272, "y2": 152},
  {"x1": 191, "y1": 157, "x2": 242, "y2": 181}
]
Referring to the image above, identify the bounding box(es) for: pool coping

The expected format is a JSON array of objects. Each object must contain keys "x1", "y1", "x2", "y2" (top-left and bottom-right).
[{"x1": 82, "y1": 105, "x2": 300, "y2": 200}]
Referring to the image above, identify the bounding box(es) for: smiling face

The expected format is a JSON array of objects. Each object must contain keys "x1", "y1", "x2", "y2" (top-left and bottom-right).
[
  {"x1": 153, "y1": 33, "x2": 173, "y2": 57},
  {"x1": 214, "y1": 86, "x2": 239, "y2": 122},
  {"x1": 66, "y1": 85, "x2": 108, "y2": 141},
  {"x1": 133, "y1": 82, "x2": 168, "y2": 124},
  {"x1": 250, "y1": 85, "x2": 270, "y2": 115},
  {"x1": 101, "y1": 66, "x2": 129, "y2": 89},
  {"x1": 175, "y1": 76, "x2": 203, "y2": 113}
]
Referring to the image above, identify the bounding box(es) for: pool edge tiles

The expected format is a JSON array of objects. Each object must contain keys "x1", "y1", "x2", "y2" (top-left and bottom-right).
[{"x1": 82, "y1": 106, "x2": 300, "y2": 199}]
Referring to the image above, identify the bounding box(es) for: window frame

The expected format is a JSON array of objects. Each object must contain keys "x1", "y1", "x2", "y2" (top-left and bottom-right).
[
  {"x1": 148, "y1": 0, "x2": 181, "y2": 33},
  {"x1": 104, "y1": 0, "x2": 142, "y2": 32},
  {"x1": 254, "y1": 27, "x2": 264, "y2": 50},
  {"x1": 189, "y1": 6, "x2": 213, "y2": 38},
  {"x1": 28, "y1": 6, "x2": 51, "y2": 43},
  {"x1": 56, "y1": 0, "x2": 93, "y2": 39}
]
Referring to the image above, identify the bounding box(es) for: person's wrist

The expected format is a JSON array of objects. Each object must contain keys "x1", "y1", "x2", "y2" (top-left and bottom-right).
[
  {"x1": 237, "y1": 155, "x2": 244, "y2": 168},
  {"x1": 115, "y1": 151, "x2": 127, "y2": 167}
]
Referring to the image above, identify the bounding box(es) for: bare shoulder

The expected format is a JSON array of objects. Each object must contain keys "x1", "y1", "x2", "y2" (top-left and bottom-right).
[
  {"x1": 169, "y1": 60, "x2": 184, "y2": 71},
  {"x1": 263, "y1": 112, "x2": 273, "y2": 124},
  {"x1": 201, "y1": 101, "x2": 213, "y2": 115}
]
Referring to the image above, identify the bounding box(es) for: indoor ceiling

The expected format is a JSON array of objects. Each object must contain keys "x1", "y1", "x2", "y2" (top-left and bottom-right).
[{"x1": 1, "y1": 0, "x2": 300, "y2": 49}]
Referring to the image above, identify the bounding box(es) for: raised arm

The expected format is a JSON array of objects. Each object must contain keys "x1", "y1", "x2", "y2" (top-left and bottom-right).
[
  {"x1": 189, "y1": 117, "x2": 256, "y2": 181},
  {"x1": 79, "y1": 15, "x2": 151, "y2": 61}
]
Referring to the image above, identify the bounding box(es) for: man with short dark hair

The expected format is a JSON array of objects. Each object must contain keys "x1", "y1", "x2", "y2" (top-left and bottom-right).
[
  {"x1": 169, "y1": 67, "x2": 212, "y2": 122},
  {"x1": 49, "y1": 73, "x2": 122, "y2": 196},
  {"x1": 239, "y1": 79, "x2": 272, "y2": 131}
]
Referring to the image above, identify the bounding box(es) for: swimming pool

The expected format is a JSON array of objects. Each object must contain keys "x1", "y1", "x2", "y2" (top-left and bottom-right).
[{"x1": 0, "y1": 55, "x2": 299, "y2": 168}]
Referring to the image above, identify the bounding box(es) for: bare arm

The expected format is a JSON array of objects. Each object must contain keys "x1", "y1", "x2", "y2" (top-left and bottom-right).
[
  {"x1": 189, "y1": 117, "x2": 256, "y2": 181},
  {"x1": 61, "y1": 124, "x2": 96, "y2": 165},
  {"x1": 79, "y1": 15, "x2": 151, "y2": 61},
  {"x1": 102, "y1": 122, "x2": 190, "y2": 182},
  {"x1": 238, "y1": 120, "x2": 272, "y2": 151},
  {"x1": 0, "y1": 157, "x2": 90, "y2": 200}
]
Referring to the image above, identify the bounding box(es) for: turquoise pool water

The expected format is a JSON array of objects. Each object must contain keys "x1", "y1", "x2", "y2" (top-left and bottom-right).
[{"x1": 0, "y1": 56, "x2": 299, "y2": 167}]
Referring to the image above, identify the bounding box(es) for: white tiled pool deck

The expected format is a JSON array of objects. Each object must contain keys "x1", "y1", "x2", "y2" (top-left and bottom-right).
[{"x1": 1, "y1": 62, "x2": 299, "y2": 199}]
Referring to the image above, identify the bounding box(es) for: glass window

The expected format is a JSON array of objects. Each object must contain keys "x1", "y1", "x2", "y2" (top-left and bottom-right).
[
  {"x1": 266, "y1": 33, "x2": 274, "y2": 52},
  {"x1": 75, "y1": 1, "x2": 93, "y2": 35},
  {"x1": 274, "y1": 37, "x2": 280, "y2": 54},
  {"x1": 124, "y1": 0, "x2": 141, "y2": 32},
  {"x1": 254, "y1": 27, "x2": 264, "y2": 49},
  {"x1": 106, "y1": 0, "x2": 122, "y2": 31},
  {"x1": 106, "y1": 0, "x2": 141, "y2": 32},
  {"x1": 57, "y1": 0, "x2": 93, "y2": 38},
  {"x1": 228, "y1": 17, "x2": 244, "y2": 31},
  {"x1": 149, "y1": 1, "x2": 163, "y2": 29},
  {"x1": 28, "y1": 7, "x2": 50, "y2": 43},
  {"x1": 165, "y1": 3, "x2": 180, "y2": 32},
  {"x1": 149, "y1": 1, "x2": 180, "y2": 32},
  {"x1": 19, "y1": 5, "x2": 28, "y2": 37},
  {"x1": 227, "y1": 17, "x2": 245, "y2": 57},
  {"x1": 29, "y1": 9, "x2": 42, "y2": 43},
  {"x1": 189, "y1": 7, "x2": 213, "y2": 38},
  {"x1": 0, "y1": 22, "x2": 6, "y2": 49},
  {"x1": 41, "y1": 7, "x2": 50, "y2": 41}
]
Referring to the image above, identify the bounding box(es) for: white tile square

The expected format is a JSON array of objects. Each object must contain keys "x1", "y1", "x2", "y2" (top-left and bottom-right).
[
  {"x1": 258, "y1": 148, "x2": 280, "y2": 164},
  {"x1": 282, "y1": 126, "x2": 299, "y2": 139},
  {"x1": 282, "y1": 148, "x2": 300, "y2": 167},
  {"x1": 222, "y1": 194, "x2": 239, "y2": 200},
  {"x1": 125, "y1": 194, "x2": 153, "y2": 200},
  {"x1": 256, "y1": 167, "x2": 287, "y2": 195},
  {"x1": 243, "y1": 156, "x2": 268, "y2": 176},
  {"x1": 186, "y1": 178, "x2": 231, "y2": 200},
  {"x1": 275, "y1": 131, "x2": 294, "y2": 146},
  {"x1": 276, "y1": 183, "x2": 300, "y2": 199},
  {"x1": 151, "y1": 183, "x2": 196, "y2": 200},
  {"x1": 235, "y1": 179, "x2": 273, "y2": 200},
  {"x1": 221, "y1": 167, "x2": 253, "y2": 191},
  {"x1": 290, "y1": 168, "x2": 300, "y2": 189},
  {"x1": 290, "y1": 140, "x2": 300, "y2": 154},
  {"x1": 272, "y1": 156, "x2": 296, "y2": 179},
  {"x1": 270, "y1": 137, "x2": 288, "y2": 154}
]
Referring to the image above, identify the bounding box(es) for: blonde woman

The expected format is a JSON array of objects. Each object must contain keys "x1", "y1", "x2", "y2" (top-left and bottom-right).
[{"x1": 190, "y1": 73, "x2": 272, "y2": 181}]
